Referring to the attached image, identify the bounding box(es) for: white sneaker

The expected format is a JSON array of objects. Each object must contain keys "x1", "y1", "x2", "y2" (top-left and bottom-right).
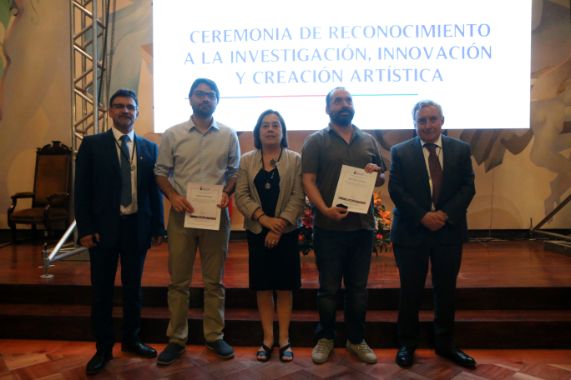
[
  {"x1": 346, "y1": 340, "x2": 377, "y2": 364},
  {"x1": 312, "y1": 338, "x2": 334, "y2": 364}
]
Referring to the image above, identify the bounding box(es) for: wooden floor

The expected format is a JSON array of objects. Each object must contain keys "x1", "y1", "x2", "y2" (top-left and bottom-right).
[
  {"x1": 1, "y1": 239, "x2": 571, "y2": 379},
  {"x1": 1, "y1": 239, "x2": 571, "y2": 289}
]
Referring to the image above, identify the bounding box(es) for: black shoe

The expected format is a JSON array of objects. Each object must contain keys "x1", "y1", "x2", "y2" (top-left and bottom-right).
[
  {"x1": 157, "y1": 343, "x2": 186, "y2": 366},
  {"x1": 86, "y1": 350, "x2": 112, "y2": 375},
  {"x1": 395, "y1": 346, "x2": 415, "y2": 368},
  {"x1": 435, "y1": 348, "x2": 477, "y2": 369},
  {"x1": 206, "y1": 339, "x2": 235, "y2": 359},
  {"x1": 122, "y1": 341, "x2": 157, "y2": 358}
]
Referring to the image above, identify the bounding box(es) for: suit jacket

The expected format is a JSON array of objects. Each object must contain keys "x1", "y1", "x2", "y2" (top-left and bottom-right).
[
  {"x1": 235, "y1": 148, "x2": 305, "y2": 234},
  {"x1": 74, "y1": 129, "x2": 165, "y2": 251},
  {"x1": 389, "y1": 135, "x2": 475, "y2": 247}
]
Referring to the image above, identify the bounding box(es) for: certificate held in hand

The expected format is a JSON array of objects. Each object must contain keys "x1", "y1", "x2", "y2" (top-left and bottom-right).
[
  {"x1": 184, "y1": 183, "x2": 223, "y2": 230},
  {"x1": 332, "y1": 165, "x2": 377, "y2": 214}
]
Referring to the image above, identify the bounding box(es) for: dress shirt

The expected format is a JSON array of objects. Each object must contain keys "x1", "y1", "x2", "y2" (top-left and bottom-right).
[
  {"x1": 112, "y1": 127, "x2": 138, "y2": 215},
  {"x1": 420, "y1": 135, "x2": 443, "y2": 210},
  {"x1": 154, "y1": 118, "x2": 240, "y2": 196}
]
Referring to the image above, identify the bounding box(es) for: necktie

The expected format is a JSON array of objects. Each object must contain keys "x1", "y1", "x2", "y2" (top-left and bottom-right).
[
  {"x1": 425, "y1": 143, "x2": 442, "y2": 204},
  {"x1": 120, "y1": 135, "x2": 132, "y2": 207}
]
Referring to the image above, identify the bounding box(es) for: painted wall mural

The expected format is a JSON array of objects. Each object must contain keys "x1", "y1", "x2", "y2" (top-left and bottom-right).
[
  {"x1": 0, "y1": 0, "x2": 23, "y2": 121},
  {"x1": 462, "y1": 0, "x2": 571, "y2": 218}
]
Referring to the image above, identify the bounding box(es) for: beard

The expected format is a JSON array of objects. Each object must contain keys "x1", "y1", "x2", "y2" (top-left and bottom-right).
[
  {"x1": 191, "y1": 102, "x2": 215, "y2": 119},
  {"x1": 329, "y1": 108, "x2": 355, "y2": 126}
]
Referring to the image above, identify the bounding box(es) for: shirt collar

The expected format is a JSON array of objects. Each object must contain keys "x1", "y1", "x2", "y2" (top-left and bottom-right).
[
  {"x1": 327, "y1": 123, "x2": 360, "y2": 140},
  {"x1": 112, "y1": 127, "x2": 135, "y2": 142},
  {"x1": 189, "y1": 116, "x2": 219, "y2": 133},
  {"x1": 420, "y1": 135, "x2": 443, "y2": 149}
]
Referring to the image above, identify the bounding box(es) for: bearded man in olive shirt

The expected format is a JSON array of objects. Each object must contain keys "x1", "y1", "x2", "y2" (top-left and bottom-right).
[{"x1": 302, "y1": 87, "x2": 386, "y2": 365}]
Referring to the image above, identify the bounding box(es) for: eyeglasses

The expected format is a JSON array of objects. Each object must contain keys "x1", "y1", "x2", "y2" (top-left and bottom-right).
[
  {"x1": 111, "y1": 103, "x2": 137, "y2": 111},
  {"x1": 416, "y1": 116, "x2": 440, "y2": 125},
  {"x1": 193, "y1": 90, "x2": 217, "y2": 100}
]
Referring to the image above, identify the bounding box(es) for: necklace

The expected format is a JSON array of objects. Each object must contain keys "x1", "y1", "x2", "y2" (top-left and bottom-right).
[
  {"x1": 261, "y1": 148, "x2": 282, "y2": 190},
  {"x1": 264, "y1": 170, "x2": 276, "y2": 190}
]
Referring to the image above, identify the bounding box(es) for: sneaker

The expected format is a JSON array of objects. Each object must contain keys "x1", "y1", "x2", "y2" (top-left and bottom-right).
[
  {"x1": 206, "y1": 339, "x2": 235, "y2": 359},
  {"x1": 311, "y1": 338, "x2": 334, "y2": 364},
  {"x1": 157, "y1": 342, "x2": 185, "y2": 366},
  {"x1": 346, "y1": 340, "x2": 377, "y2": 364}
]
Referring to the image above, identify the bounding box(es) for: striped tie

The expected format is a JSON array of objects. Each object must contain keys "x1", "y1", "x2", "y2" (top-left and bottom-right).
[
  {"x1": 425, "y1": 143, "x2": 442, "y2": 204},
  {"x1": 120, "y1": 135, "x2": 132, "y2": 207}
]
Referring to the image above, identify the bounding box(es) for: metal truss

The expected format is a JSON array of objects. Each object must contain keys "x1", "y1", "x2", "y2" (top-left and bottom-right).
[
  {"x1": 42, "y1": 0, "x2": 112, "y2": 278},
  {"x1": 70, "y1": 0, "x2": 110, "y2": 147}
]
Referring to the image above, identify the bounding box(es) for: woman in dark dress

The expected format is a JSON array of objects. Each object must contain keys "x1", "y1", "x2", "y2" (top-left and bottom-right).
[{"x1": 235, "y1": 110, "x2": 305, "y2": 362}]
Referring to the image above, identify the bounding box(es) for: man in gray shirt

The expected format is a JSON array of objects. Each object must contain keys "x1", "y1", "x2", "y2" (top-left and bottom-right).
[
  {"x1": 302, "y1": 87, "x2": 386, "y2": 365},
  {"x1": 154, "y1": 78, "x2": 240, "y2": 365}
]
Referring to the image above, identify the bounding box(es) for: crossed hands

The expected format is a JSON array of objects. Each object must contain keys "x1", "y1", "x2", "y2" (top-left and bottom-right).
[
  {"x1": 421, "y1": 210, "x2": 448, "y2": 231},
  {"x1": 259, "y1": 215, "x2": 287, "y2": 249}
]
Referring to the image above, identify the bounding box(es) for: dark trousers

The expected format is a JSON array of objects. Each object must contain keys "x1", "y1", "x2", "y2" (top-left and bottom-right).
[
  {"x1": 313, "y1": 227, "x2": 374, "y2": 343},
  {"x1": 393, "y1": 239, "x2": 463, "y2": 350},
  {"x1": 89, "y1": 214, "x2": 147, "y2": 352}
]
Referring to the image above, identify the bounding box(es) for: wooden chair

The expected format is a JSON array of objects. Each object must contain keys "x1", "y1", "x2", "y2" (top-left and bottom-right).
[{"x1": 7, "y1": 141, "x2": 72, "y2": 243}]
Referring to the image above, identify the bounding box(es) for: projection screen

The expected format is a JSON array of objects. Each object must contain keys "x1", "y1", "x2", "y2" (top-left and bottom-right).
[{"x1": 153, "y1": 0, "x2": 531, "y2": 132}]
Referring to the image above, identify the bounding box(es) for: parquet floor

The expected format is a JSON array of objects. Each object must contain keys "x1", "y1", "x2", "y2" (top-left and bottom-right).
[{"x1": 1, "y1": 340, "x2": 570, "y2": 379}]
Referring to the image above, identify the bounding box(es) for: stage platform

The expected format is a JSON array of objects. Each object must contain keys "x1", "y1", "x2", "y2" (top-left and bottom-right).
[{"x1": 1, "y1": 239, "x2": 570, "y2": 348}]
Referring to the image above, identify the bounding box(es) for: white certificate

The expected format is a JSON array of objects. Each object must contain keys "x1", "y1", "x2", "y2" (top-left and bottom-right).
[
  {"x1": 184, "y1": 183, "x2": 223, "y2": 230},
  {"x1": 332, "y1": 165, "x2": 377, "y2": 214}
]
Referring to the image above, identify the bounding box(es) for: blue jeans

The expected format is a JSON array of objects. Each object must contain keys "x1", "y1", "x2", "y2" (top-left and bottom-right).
[{"x1": 313, "y1": 227, "x2": 374, "y2": 343}]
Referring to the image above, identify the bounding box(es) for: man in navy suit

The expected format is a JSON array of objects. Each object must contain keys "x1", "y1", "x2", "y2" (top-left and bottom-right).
[
  {"x1": 389, "y1": 100, "x2": 476, "y2": 369},
  {"x1": 75, "y1": 89, "x2": 165, "y2": 375}
]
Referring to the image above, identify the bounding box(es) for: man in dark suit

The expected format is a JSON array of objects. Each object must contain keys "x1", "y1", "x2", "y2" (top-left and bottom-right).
[
  {"x1": 75, "y1": 89, "x2": 165, "y2": 375},
  {"x1": 389, "y1": 100, "x2": 476, "y2": 369}
]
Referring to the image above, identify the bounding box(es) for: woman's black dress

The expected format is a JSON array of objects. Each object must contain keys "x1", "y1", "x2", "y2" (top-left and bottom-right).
[{"x1": 247, "y1": 167, "x2": 301, "y2": 291}]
